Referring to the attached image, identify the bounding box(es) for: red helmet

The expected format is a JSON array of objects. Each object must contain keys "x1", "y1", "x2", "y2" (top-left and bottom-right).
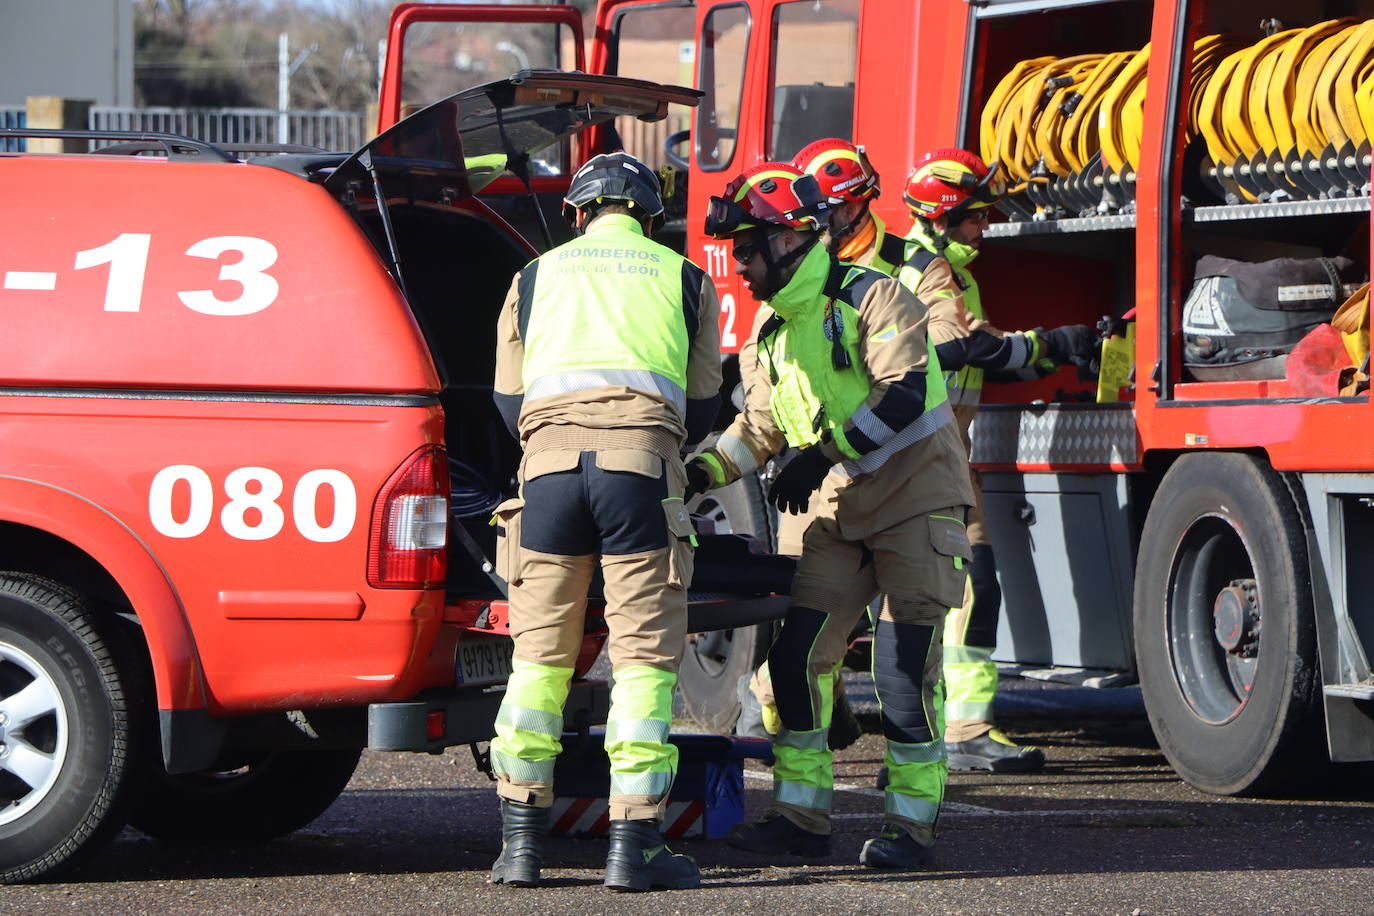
[
  {"x1": 792, "y1": 138, "x2": 879, "y2": 204},
  {"x1": 902, "y1": 148, "x2": 1005, "y2": 222},
  {"x1": 705, "y1": 163, "x2": 829, "y2": 238}
]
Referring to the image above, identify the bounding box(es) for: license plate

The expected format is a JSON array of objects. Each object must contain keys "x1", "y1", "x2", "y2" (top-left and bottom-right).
[{"x1": 456, "y1": 637, "x2": 515, "y2": 686}]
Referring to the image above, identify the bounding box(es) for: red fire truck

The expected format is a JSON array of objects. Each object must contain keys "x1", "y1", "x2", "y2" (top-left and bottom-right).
[{"x1": 377, "y1": 0, "x2": 1374, "y2": 799}]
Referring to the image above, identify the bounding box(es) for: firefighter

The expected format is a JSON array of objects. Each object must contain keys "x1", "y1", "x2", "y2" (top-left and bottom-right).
[
  {"x1": 733, "y1": 138, "x2": 894, "y2": 749},
  {"x1": 899, "y1": 148, "x2": 1097, "y2": 772},
  {"x1": 793, "y1": 137, "x2": 910, "y2": 273},
  {"x1": 685, "y1": 163, "x2": 974, "y2": 869},
  {"x1": 488, "y1": 151, "x2": 722, "y2": 892}
]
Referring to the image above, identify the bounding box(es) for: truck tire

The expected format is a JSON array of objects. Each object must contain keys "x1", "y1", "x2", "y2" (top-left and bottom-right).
[
  {"x1": 0, "y1": 574, "x2": 147, "y2": 884},
  {"x1": 131, "y1": 746, "x2": 362, "y2": 844},
  {"x1": 680, "y1": 471, "x2": 776, "y2": 733},
  {"x1": 1133, "y1": 453, "x2": 1322, "y2": 796}
]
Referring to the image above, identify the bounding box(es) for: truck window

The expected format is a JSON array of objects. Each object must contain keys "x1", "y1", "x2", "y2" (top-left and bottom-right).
[
  {"x1": 605, "y1": 3, "x2": 696, "y2": 170},
  {"x1": 768, "y1": 0, "x2": 859, "y2": 161},
  {"x1": 696, "y1": 4, "x2": 750, "y2": 171},
  {"x1": 400, "y1": 20, "x2": 573, "y2": 175}
]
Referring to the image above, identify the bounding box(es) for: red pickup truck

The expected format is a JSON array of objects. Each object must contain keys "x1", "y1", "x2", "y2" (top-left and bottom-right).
[{"x1": 0, "y1": 71, "x2": 786, "y2": 883}]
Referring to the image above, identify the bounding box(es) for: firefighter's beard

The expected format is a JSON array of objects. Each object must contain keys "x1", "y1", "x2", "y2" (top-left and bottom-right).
[{"x1": 747, "y1": 233, "x2": 820, "y2": 302}]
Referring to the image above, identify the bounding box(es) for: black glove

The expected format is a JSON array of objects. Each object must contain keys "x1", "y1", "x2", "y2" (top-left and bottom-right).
[
  {"x1": 1037, "y1": 324, "x2": 1099, "y2": 366},
  {"x1": 767, "y1": 446, "x2": 833, "y2": 515},
  {"x1": 684, "y1": 458, "x2": 711, "y2": 503}
]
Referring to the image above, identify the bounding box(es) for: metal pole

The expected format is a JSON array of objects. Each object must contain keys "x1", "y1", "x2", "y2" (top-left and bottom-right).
[{"x1": 278, "y1": 32, "x2": 289, "y2": 144}]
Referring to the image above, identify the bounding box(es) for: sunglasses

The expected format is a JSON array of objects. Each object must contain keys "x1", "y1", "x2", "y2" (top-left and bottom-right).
[{"x1": 731, "y1": 231, "x2": 781, "y2": 265}]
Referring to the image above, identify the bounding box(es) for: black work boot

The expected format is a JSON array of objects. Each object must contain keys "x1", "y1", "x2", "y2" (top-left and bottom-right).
[
  {"x1": 726, "y1": 812, "x2": 831, "y2": 857},
  {"x1": 859, "y1": 822, "x2": 936, "y2": 870},
  {"x1": 490, "y1": 798, "x2": 551, "y2": 887},
  {"x1": 603, "y1": 820, "x2": 700, "y2": 892},
  {"x1": 947, "y1": 728, "x2": 1046, "y2": 773}
]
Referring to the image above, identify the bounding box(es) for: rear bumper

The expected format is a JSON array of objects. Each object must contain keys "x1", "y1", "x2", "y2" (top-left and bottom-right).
[{"x1": 367, "y1": 678, "x2": 611, "y2": 752}]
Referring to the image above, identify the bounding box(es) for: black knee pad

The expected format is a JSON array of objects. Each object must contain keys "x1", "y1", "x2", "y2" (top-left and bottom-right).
[
  {"x1": 767, "y1": 605, "x2": 829, "y2": 732},
  {"x1": 965, "y1": 543, "x2": 1001, "y2": 648},
  {"x1": 872, "y1": 617, "x2": 937, "y2": 745}
]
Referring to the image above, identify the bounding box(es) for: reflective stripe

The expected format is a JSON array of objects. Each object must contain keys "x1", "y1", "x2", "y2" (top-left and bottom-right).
[
  {"x1": 526, "y1": 369, "x2": 686, "y2": 416},
  {"x1": 1005, "y1": 334, "x2": 1034, "y2": 367},
  {"x1": 777, "y1": 728, "x2": 828, "y2": 752},
  {"x1": 885, "y1": 790, "x2": 941, "y2": 824},
  {"x1": 610, "y1": 770, "x2": 674, "y2": 798},
  {"x1": 945, "y1": 640, "x2": 997, "y2": 722},
  {"x1": 605, "y1": 717, "x2": 670, "y2": 746},
  {"x1": 775, "y1": 779, "x2": 834, "y2": 811},
  {"x1": 604, "y1": 665, "x2": 678, "y2": 797},
  {"x1": 943, "y1": 645, "x2": 995, "y2": 665},
  {"x1": 716, "y1": 431, "x2": 759, "y2": 475},
  {"x1": 887, "y1": 738, "x2": 947, "y2": 765},
  {"x1": 849, "y1": 403, "x2": 898, "y2": 447},
  {"x1": 839, "y1": 400, "x2": 954, "y2": 476},
  {"x1": 945, "y1": 700, "x2": 996, "y2": 720},
  {"x1": 496, "y1": 704, "x2": 565, "y2": 738},
  {"x1": 491, "y1": 750, "x2": 555, "y2": 784}
]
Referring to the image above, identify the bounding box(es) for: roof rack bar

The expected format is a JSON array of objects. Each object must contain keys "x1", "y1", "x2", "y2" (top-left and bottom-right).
[{"x1": 0, "y1": 128, "x2": 235, "y2": 162}]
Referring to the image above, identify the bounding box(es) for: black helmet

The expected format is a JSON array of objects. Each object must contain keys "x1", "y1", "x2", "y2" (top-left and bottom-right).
[{"x1": 561, "y1": 152, "x2": 665, "y2": 228}]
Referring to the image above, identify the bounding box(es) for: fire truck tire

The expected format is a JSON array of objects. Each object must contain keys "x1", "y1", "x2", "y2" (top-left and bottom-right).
[
  {"x1": 131, "y1": 746, "x2": 363, "y2": 844},
  {"x1": 0, "y1": 574, "x2": 148, "y2": 884},
  {"x1": 1133, "y1": 453, "x2": 1322, "y2": 796},
  {"x1": 680, "y1": 471, "x2": 776, "y2": 733}
]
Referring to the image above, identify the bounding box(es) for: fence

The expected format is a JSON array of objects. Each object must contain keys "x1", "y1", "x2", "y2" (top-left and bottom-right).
[
  {"x1": 4, "y1": 104, "x2": 680, "y2": 164},
  {"x1": 1, "y1": 106, "x2": 24, "y2": 152},
  {"x1": 90, "y1": 106, "x2": 367, "y2": 151}
]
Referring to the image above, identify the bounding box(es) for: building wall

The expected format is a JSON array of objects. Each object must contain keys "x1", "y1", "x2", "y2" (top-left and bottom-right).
[{"x1": 0, "y1": 0, "x2": 134, "y2": 105}]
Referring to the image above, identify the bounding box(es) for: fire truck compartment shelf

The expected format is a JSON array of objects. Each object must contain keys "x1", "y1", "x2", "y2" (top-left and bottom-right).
[{"x1": 985, "y1": 196, "x2": 1370, "y2": 238}]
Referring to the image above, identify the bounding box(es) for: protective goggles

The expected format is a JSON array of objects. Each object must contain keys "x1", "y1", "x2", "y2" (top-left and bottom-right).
[
  {"x1": 704, "y1": 174, "x2": 829, "y2": 237},
  {"x1": 961, "y1": 160, "x2": 1007, "y2": 204},
  {"x1": 705, "y1": 195, "x2": 773, "y2": 238}
]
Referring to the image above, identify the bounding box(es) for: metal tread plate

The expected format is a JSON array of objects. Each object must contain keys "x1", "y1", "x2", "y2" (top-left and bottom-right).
[{"x1": 969, "y1": 404, "x2": 1138, "y2": 467}]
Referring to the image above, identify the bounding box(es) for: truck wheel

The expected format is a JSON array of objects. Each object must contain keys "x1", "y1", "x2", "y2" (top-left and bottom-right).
[
  {"x1": 131, "y1": 746, "x2": 362, "y2": 844},
  {"x1": 0, "y1": 574, "x2": 146, "y2": 884},
  {"x1": 1133, "y1": 453, "x2": 1321, "y2": 795},
  {"x1": 681, "y1": 472, "x2": 776, "y2": 733}
]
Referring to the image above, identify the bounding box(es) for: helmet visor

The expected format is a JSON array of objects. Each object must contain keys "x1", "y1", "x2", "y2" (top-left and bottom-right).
[{"x1": 705, "y1": 195, "x2": 769, "y2": 237}]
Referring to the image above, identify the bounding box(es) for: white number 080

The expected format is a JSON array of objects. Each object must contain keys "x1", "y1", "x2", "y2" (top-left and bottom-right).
[{"x1": 149, "y1": 465, "x2": 357, "y2": 543}]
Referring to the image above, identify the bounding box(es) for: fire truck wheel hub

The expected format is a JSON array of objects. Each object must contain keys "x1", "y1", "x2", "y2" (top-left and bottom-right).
[{"x1": 1213, "y1": 579, "x2": 1259, "y2": 656}]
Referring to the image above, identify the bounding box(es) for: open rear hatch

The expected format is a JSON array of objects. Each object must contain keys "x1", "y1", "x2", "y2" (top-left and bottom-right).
[{"x1": 316, "y1": 70, "x2": 793, "y2": 633}]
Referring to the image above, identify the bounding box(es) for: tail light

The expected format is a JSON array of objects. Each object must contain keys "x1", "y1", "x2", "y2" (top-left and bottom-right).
[{"x1": 368, "y1": 445, "x2": 449, "y2": 589}]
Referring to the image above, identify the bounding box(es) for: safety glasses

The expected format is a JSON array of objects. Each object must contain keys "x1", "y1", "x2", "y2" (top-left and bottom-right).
[{"x1": 730, "y1": 231, "x2": 780, "y2": 265}]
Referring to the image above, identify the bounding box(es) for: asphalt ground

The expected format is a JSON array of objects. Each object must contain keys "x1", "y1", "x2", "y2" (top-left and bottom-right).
[{"x1": 4, "y1": 676, "x2": 1373, "y2": 916}]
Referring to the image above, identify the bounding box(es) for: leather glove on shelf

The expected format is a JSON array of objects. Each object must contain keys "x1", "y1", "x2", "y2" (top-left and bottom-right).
[
  {"x1": 767, "y1": 446, "x2": 833, "y2": 515},
  {"x1": 683, "y1": 458, "x2": 712, "y2": 503},
  {"x1": 1038, "y1": 324, "x2": 1099, "y2": 366}
]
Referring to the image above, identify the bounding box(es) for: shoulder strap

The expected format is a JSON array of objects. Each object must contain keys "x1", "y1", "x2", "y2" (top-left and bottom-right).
[
  {"x1": 825, "y1": 259, "x2": 885, "y2": 310},
  {"x1": 901, "y1": 246, "x2": 939, "y2": 276},
  {"x1": 877, "y1": 232, "x2": 909, "y2": 271}
]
